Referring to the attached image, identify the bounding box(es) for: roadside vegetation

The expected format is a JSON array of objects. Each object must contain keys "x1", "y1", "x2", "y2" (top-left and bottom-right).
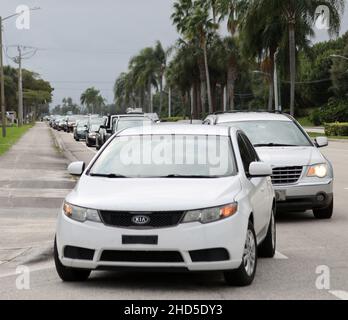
[
  {"x1": 0, "y1": 125, "x2": 33, "y2": 156},
  {"x1": 112, "y1": 0, "x2": 346, "y2": 126}
]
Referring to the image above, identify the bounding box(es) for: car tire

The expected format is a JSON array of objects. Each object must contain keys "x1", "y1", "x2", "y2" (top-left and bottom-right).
[
  {"x1": 86, "y1": 138, "x2": 91, "y2": 147},
  {"x1": 224, "y1": 221, "x2": 257, "y2": 287},
  {"x1": 75, "y1": 137, "x2": 79, "y2": 142},
  {"x1": 258, "y1": 208, "x2": 276, "y2": 258},
  {"x1": 313, "y1": 200, "x2": 333, "y2": 220},
  {"x1": 54, "y1": 239, "x2": 91, "y2": 282}
]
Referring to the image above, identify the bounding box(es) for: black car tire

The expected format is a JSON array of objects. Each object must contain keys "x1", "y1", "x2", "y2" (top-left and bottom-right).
[
  {"x1": 258, "y1": 208, "x2": 276, "y2": 258},
  {"x1": 313, "y1": 199, "x2": 333, "y2": 220},
  {"x1": 224, "y1": 221, "x2": 257, "y2": 287},
  {"x1": 54, "y1": 238, "x2": 91, "y2": 282}
]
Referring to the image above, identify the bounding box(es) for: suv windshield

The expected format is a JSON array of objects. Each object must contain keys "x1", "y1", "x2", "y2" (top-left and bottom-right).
[
  {"x1": 219, "y1": 120, "x2": 312, "y2": 147},
  {"x1": 89, "y1": 135, "x2": 235, "y2": 178}
]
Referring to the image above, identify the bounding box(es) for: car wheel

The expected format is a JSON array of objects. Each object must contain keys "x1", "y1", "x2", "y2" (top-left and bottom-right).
[
  {"x1": 54, "y1": 239, "x2": 91, "y2": 282},
  {"x1": 75, "y1": 137, "x2": 79, "y2": 142},
  {"x1": 86, "y1": 139, "x2": 91, "y2": 147},
  {"x1": 224, "y1": 221, "x2": 257, "y2": 287},
  {"x1": 258, "y1": 207, "x2": 276, "y2": 258},
  {"x1": 313, "y1": 200, "x2": 333, "y2": 220}
]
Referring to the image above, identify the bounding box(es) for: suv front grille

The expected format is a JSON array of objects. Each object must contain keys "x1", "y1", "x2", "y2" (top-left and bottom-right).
[
  {"x1": 271, "y1": 166, "x2": 303, "y2": 185},
  {"x1": 99, "y1": 211, "x2": 185, "y2": 229}
]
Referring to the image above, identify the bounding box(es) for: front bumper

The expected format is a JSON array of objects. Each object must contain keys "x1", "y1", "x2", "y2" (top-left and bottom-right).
[
  {"x1": 275, "y1": 179, "x2": 333, "y2": 211},
  {"x1": 56, "y1": 210, "x2": 247, "y2": 272}
]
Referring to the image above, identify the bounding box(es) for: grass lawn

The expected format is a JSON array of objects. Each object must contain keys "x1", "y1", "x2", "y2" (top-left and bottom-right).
[
  {"x1": 0, "y1": 125, "x2": 32, "y2": 156},
  {"x1": 308, "y1": 132, "x2": 348, "y2": 140}
]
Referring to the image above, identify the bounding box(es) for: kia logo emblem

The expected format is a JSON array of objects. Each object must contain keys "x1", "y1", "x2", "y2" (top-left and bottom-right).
[{"x1": 132, "y1": 215, "x2": 150, "y2": 225}]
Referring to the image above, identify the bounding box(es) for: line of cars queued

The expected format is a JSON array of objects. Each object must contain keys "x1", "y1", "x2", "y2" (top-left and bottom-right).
[
  {"x1": 49, "y1": 111, "x2": 333, "y2": 287},
  {"x1": 49, "y1": 113, "x2": 156, "y2": 150}
]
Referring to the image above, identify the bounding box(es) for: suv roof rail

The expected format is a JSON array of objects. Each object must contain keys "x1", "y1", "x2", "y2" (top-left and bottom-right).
[{"x1": 213, "y1": 110, "x2": 285, "y2": 115}]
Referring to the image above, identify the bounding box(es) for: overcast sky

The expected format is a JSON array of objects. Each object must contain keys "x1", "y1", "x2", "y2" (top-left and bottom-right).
[{"x1": 1, "y1": 0, "x2": 348, "y2": 108}]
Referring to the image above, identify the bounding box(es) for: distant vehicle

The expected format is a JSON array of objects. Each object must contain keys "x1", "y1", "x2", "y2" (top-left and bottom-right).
[
  {"x1": 85, "y1": 117, "x2": 107, "y2": 147},
  {"x1": 204, "y1": 111, "x2": 334, "y2": 219},
  {"x1": 55, "y1": 125, "x2": 275, "y2": 286},
  {"x1": 73, "y1": 119, "x2": 89, "y2": 141},
  {"x1": 95, "y1": 114, "x2": 153, "y2": 150}
]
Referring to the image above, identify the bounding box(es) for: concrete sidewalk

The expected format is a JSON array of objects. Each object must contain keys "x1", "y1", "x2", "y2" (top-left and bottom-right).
[{"x1": 0, "y1": 123, "x2": 75, "y2": 275}]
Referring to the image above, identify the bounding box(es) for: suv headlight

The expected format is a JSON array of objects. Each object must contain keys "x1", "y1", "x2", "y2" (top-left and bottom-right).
[
  {"x1": 307, "y1": 164, "x2": 328, "y2": 178},
  {"x1": 182, "y1": 203, "x2": 238, "y2": 224},
  {"x1": 63, "y1": 202, "x2": 101, "y2": 223}
]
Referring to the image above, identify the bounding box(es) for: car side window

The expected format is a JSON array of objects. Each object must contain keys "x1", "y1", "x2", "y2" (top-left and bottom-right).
[
  {"x1": 240, "y1": 133, "x2": 260, "y2": 162},
  {"x1": 237, "y1": 133, "x2": 253, "y2": 176}
]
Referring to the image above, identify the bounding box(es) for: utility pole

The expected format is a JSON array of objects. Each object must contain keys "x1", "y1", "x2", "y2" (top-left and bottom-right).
[
  {"x1": 7, "y1": 45, "x2": 37, "y2": 125},
  {"x1": 0, "y1": 17, "x2": 6, "y2": 137},
  {"x1": 17, "y1": 46, "x2": 23, "y2": 126}
]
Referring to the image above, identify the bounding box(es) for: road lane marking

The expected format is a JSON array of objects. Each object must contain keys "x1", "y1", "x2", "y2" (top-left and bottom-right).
[
  {"x1": 274, "y1": 251, "x2": 288, "y2": 260},
  {"x1": 329, "y1": 290, "x2": 348, "y2": 300}
]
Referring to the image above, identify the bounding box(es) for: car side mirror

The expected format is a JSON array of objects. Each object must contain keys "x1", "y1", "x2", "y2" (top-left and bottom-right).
[
  {"x1": 68, "y1": 161, "x2": 85, "y2": 176},
  {"x1": 249, "y1": 162, "x2": 272, "y2": 178},
  {"x1": 315, "y1": 136, "x2": 328, "y2": 148}
]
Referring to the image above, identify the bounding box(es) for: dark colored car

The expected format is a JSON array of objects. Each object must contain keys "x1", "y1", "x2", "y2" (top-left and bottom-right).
[
  {"x1": 73, "y1": 119, "x2": 89, "y2": 141},
  {"x1": 95, "y1": 115, "x2": 153, "y2": 150},
  {"x1": 85, "y1": 117, "x2": 107, "y2": 147}
]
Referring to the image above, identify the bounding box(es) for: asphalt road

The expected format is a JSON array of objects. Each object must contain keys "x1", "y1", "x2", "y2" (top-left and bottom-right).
[{"x1": 0, "y1": 123, "x2": 347, "y2": 300}]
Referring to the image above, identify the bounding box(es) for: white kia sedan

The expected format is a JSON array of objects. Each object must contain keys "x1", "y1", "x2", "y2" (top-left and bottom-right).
[{"x1": 55, "y1": 125, "x2": 276, "y2": 286}]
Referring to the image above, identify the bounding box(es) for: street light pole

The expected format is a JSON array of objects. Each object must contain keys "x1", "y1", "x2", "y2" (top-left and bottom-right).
[
  {"x1": 274, "y1": 48, "x2": 280, "y2": 112},
  {"x1": 330, "y1": 54, "x2": 348, "y2": 61}
]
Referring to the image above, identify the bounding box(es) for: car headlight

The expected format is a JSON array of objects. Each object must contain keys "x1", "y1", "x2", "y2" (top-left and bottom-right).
[
  {"x1": 63, "y1": 202, "x2": 101, "y2": 223},
  {"x1": 182, "y1": 203, "x2": 238, "y2": 224},
  {"x1": 307, "y1": 164, "x2": 328, "y2": 178}
]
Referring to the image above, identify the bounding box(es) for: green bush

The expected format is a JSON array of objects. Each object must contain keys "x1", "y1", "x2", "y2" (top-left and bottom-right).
[
  {"x1": 324, "y1": 122, "x2": 348, "y2": 136},
  {"x1": 310, "y1": 98, "x2": 348, "y2": 125},
  {"x1": 161, "y1": 116, "x2": 185, "y2": 122}
]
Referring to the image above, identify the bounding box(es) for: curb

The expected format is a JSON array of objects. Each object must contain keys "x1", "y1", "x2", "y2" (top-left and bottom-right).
[{"x1": 49, "y1": 127, "x2": 78, "y2": 163}]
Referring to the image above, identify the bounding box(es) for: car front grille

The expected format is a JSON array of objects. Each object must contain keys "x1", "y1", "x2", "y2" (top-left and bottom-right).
[
  {"x1": 100, "y1": 250, "x2": 184, "y2": 263},
  {"x1": 99, "y1": 211, "x2": 185, "y2": 229},
  {"x1": 271, "y1": 166, "x2": 303, "y2": 185}
]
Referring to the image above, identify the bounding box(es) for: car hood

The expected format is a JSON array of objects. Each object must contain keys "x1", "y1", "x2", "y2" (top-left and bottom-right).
[
  {"x1": 256, "y1": 146, "x2": 325, "y2": 167},
  {"x1": 66, "y1": 176, "x2": 242, "y2": 212}
]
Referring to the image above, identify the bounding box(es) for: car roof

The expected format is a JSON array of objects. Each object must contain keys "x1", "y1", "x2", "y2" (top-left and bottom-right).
[
  {"x1": 214, "y1": 112, "x2": 293, "y2": 123},
  {"x1": 118, "y1": 124, "x2": 234, "y2": 136}
]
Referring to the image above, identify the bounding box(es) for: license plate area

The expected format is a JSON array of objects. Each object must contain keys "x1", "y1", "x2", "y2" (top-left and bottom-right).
[
  {"x1": 275, "y1": 190, "x2": 287, "y2": 202},
  {"x1": 122, "y1": 235, "x2": 158, "y2": 245}
]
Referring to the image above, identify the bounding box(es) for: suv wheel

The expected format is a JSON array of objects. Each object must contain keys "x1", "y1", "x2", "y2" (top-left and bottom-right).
[
  {"x1": 313, "y1": 200, "x2": 333, "y2": 220},
  {"x1": 54, "y1": 239, "x2": 91, "y2": 282},
  {"x1": 258, "y1": 208, "x2": 276, "y2": 258},
  {"x1": 224, "y1": 221, "x2": 257, "y2": 286}
]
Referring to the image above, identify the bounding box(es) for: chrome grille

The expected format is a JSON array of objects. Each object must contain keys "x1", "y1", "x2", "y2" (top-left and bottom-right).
[{"x1": 271, "y1": 166, "x2": 303, "y2": 185}]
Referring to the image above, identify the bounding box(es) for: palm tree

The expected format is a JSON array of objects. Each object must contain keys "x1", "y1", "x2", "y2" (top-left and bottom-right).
[
  {"x1": 80, "y1": 87, "x2": 104, "y2": 114},
  {"x1": 247, "y1": 0, "x2": 344, "y2": 116},
  {"x1": 172, "y1": 0, "x2": 218, "y2": 114}
]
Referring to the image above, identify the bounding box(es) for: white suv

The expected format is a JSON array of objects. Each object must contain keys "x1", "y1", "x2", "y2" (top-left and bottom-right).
[
  {"x1": 55, "y1": 125, "x2": 275, "y2": 286},
  {"x1": 204, "y1": 112, "x2": 334, "y2": 219}
]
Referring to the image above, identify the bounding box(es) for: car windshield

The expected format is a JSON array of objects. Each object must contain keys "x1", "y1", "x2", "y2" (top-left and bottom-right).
[
  {"x1": 113, "y1": 118, "x2": 152, "y2": 132},
  {"x1": 219, "y1": 120, "x2": 312, "y2": 147},
  {"x1": 89, "y1": 135, "x2": 235, "y2": 178}
]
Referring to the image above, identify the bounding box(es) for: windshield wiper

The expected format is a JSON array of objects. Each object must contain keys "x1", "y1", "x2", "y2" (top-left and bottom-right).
[
  {"x1": 160, "y1": 174, "x2": 219, "y2": 179},
  {"x1": 254, "y1": 143, "x2": 298, "y2": 147},
  {"x1": 89, "y1": 173, "x2": 128, "y2": 178}
]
